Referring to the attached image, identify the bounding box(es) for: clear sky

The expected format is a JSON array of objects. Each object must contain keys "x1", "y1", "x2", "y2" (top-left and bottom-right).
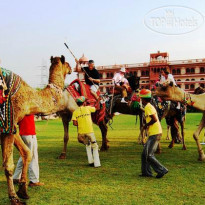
[{"x1": 0, "y1": 0, "x2": 205, "y2": 87}]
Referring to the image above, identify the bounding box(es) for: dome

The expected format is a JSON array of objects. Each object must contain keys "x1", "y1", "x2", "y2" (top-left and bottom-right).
[{"x1": 79, "y1": 54, "x2": 88, "y2": 63}]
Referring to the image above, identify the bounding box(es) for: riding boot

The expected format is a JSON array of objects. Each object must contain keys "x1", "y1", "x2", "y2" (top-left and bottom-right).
[
  {"x1": 86, "y1": 145, "x2": 94, "y2": 164},
  {"x1": 92, "y1": 142, "x2": 101, "y2": 167}
]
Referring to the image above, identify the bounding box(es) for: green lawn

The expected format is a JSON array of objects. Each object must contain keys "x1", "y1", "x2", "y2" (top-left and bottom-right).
[{"x1": 0, "y1": 113, "x2": 205, "y2": 205}]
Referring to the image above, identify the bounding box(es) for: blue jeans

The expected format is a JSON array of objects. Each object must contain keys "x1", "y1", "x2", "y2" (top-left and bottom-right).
[{"x1": 141, "y1": 134, "x2": 168, "y2": 176}]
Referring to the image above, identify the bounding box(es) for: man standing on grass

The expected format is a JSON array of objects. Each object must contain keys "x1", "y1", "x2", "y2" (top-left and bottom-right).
[
  {"x1": 72, "y1": 96, "x2": 101, "y2": 168},
  {"x1": 139, "y1": 89, "x2": 168, "y2": 178},
  {"x1": 13, "y1": 115, "x2": 44, "y2": 186}
]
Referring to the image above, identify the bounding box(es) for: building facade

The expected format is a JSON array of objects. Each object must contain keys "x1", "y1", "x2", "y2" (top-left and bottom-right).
[{"x1": 76, "y1": 51, "x2": 205, "y2": 93}]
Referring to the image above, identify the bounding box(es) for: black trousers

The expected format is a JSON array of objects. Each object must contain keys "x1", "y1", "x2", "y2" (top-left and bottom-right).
[{"x1": 141, "y1": 135, "x2": 168, "y2": 176}]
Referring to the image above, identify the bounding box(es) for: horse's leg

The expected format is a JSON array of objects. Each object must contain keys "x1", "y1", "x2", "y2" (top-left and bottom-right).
[
  {"x1": 193, "y1": 113, "x2": 205, "y2": 161},
  {"x1": 166, "y1": 125, "x2": 171, "y2": 140},
  {"x1": 1, "y1": 134, "x2": 25, "y2": 205},
  {"x1": 99, "y1": 120, "x2": 109, "y2": 151},
  {"x1": 14, "y1": 134, "x2": 31, "y2": 200},
  {"x1": 181, "y1": 118, "x2": 186, "y2": 150},
  {"x1": 168, "y1": 117, "x2": 178, "y2": 148},
  {"x1": 59, "y1": 113, "x2": 70, "y2": 159}
]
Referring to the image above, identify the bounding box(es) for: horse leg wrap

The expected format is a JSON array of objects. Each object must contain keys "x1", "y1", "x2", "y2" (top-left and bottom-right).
[
  {"x1": 86, "y1": 145, "x2": 94, "y2": 164},
  {"x1": 91, "y1": 142, "x2": 101, "y2": 167}
]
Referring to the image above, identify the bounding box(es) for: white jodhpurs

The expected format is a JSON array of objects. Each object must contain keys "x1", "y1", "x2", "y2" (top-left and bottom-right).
[
  {"x1": 78, "y1": 132, "x2": 101, "y2": 167},
  {"x1": 13, "y1": 135, "x2": 40, "y2": 183}
]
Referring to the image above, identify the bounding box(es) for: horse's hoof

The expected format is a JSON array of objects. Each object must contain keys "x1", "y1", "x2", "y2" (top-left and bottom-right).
[
  {"x1": 58, "y1": 153, "x2": 66, "y2": 159},
  {"x1": 182, "y1": 146, "x2": 187, "y2": 150},
  {"x1": 100, "y1": 146, "x2": 108, "y2": 151},
  {"x1": 198, "y1": 154, "x2": 205, "y2": 161},
  {"x1": 10, "y1": 196, "x2": 26, "y2": 205},
  {"x1": 168, "y1": 144, "x2": 173, "y2": 149}
]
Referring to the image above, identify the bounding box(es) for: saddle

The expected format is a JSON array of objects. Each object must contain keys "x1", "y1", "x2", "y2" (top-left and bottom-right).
[
  {"x1": 66, "y1": 79, "x2": 100, "y2": 107},
  {"x1": 66, "y1": 79, "x2": 107, "y2": 125},
  {"x1": 0, "y1": 67, "x2": 21, "y2": 134}
]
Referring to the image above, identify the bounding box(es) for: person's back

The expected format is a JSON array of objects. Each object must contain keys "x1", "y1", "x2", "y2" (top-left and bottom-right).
[{"x1": 72, "y1": 105, "x2": 95, "y2": 134}]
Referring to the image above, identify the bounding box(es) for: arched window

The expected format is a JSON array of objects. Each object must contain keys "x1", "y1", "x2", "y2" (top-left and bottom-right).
[
  {"x1": 177, "y1": 69, "x2": 180, "y2": 74},
  {"x1": 141, "y1": 86, "x2": 144, "y2": 89},
  {"x1": 172, "y1": 69, "x2": 176, "y2": 75},
  {"x1": 185, "y1": 79, "x2": 190, "y2": 81},
  {"x1": 186, "y1": 68, "x2": 190, "y2": 73},
  {"x1": 191, "y1": 79, "x2": 195, "y2": 81},
  {"x1": 185, "y1": 84, "x2": 189, "y2": 89},
  {"x1": 190, "y1": 84, "x2": 195, "y2": 89},
  {"x1": 99, "y1": 73, "x2": 102, "y2": 78},
  {"x1": 200, "y1": 67, "x2": 205, "y2": 73},
  {"x1": 200, "y1": 78, "x2": 204, "y2": 81},
  {"x1": 157, "y1": 68, "x2": 160, "y2": 73},
  {"x1": 142, "y1": 81, "x2": 145, "y2": 83},
  {"x1": 177, "y1": 79, "x2": 181, "y2": 81},
  {"x1": 154, "y1": 68, "x2": 156, "y2": 73},
  {"x1": 146, "y1": 71, "x2": 149, "y2": 76},
  {"x1": 107, "y1": 73, "x2": 110, "y2": 78},
  {"x1": 110, "y1": 73, "x2": 114, "y2": 78},
  {"x1": 145, "y1": 85, "x2": 149, "y2": 89},
  {"x1": 142, "y1": 71, "x2": 145, "y2": 76},
  {"x1": 191, "y1": 68, "x2": 195, "y2": 73},
  {"x1": 146, "y1": 81, "x2": 149, "y2": 83}
]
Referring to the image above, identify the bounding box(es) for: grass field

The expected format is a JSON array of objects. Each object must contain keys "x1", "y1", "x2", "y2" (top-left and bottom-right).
[{"x1": 0, "y1": 113, "x2": 205, "y2": 205}]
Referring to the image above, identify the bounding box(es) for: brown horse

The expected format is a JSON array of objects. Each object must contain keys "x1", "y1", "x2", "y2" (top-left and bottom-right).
[{"x1": 1, "y1": 56, "x2": 72, "y2": 205}]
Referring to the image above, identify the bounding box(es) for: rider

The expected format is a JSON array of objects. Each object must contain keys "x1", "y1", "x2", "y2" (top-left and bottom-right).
[
  {"x1": 112, "y1": 67, "x2": 129, "y2": 103},
  {"x1": 160, "y1": 68, "x2": 180, "y2": 109},
  {"x1": 83, "y1": 60, "x2": 100, "y2": 101}
]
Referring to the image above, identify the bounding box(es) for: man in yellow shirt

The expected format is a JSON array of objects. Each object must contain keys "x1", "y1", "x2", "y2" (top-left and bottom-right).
[
  {"x1": 72, "y1": 96, "x2": 101, "y2": 167},
  {"x1": 140, "y1": 89, "x2": 168, "y2": 178}
]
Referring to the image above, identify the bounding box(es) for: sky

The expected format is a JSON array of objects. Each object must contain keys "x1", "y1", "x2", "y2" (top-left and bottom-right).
[{"x1": 0, "y1": 0, "x2": 205, "y2": 87}]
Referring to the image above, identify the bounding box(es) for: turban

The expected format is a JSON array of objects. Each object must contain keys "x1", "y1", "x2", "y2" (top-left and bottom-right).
[{"x1": 139, "y1": 89, "x2": 152, "y2": 98}]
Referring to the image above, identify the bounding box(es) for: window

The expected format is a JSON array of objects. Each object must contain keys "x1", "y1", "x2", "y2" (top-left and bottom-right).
[
  {"x1": 99, "y1": 73, "x2": 102, "y2": 78},
  {"x1": 186, "y1": 79, "x2": 190, "y2": 81},
  {"x1": 190, "y1": 84, "x2": 195, "y2": 89},
  {"x1": 200, "y1": 67, "x2": 205, "y2": 73},
  {"x1": 134, "y1": 71, "x2": 137, "y2": 76},
  {"x1": 172, "y1": 69, "x2": 176, "y2": 75},
  {"x1": 145, "y1": 85, "x2": 149, "y2": 89},
  {"x1": 142, "y1": 81, "x2": 145, "y2": 83},
  {"x1": 146, "y1": 71, "x2": 149, "y2": 76},
  {"x1": 177, "y1": 69, "x2": 180, "y2": 74},
  {"x1": 200, "y1": 78, "x2": 204, "y2": 81},
  {"x1": 107, "y1": 73, "x2": 110, "y2": 78},
  {"x1": 186, "y1": 68, "x2": 190, "y2": 73},
  {"x1": 200, "y1": 84, "x2": 205, "y2": 88},
  {"x1": 185, "y1": 84, "x2": 189, "y2": 89},
  {"x1": 177, "y1": 79, "x2": 181, "y2": 81},
  {"x1": 178, "y1": 84, "x2": 181, "y2": 88},
  {"x1": 110, "y1": 73, "x2": 114, "y2": 78},
  {"x1": 142, "y1": 71, "x2": 145, "y2": 76},
  {"x1": 154, "y1": 68, "x2": 156, "y2": 73},
  {"x1": 191, "y1": 79, "x2": 195, "y2": 81},
  {"x1": 191, "y1": 68, "x2": 195, "y2": 73},
  {"x1": 157, "y1": 68, "x2": 160, "y2": 73}
]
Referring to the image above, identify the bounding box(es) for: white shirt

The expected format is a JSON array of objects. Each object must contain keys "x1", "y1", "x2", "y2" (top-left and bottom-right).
[
  {"x1": 167, "y1": 74, "x2": 177, "y2": 85},
  {"x1": 113, "y1": 72, "x2": 128, "y2": 86}
]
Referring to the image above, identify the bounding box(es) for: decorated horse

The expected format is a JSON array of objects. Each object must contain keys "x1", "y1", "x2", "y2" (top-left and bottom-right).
[{"x1": 0, "y1": 56, "x2": 72, "y2": 205}]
